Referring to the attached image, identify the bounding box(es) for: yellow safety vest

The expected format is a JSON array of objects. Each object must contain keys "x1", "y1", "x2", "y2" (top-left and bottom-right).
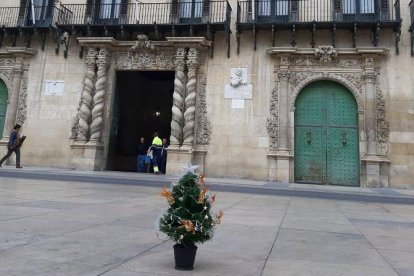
[{"x1": 152, "y1": 136, "x2": 162, "y2": 146}]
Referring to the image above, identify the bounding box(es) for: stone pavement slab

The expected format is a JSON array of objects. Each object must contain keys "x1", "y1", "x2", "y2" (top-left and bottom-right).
[{"x1": 1, "y1": 175, "x2": 414, "y2": 275}]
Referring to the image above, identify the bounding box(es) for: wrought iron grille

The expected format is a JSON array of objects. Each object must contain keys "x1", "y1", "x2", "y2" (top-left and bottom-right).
[
  {"x1": 237, "y1": 0, "x2": 400, "y2": 24},
  {"x1": 59, "y1": 1, "x2": 230, "y2": 26},
  {"x1": 0, "y1": 5, "x2": 66, "y2": 28}
]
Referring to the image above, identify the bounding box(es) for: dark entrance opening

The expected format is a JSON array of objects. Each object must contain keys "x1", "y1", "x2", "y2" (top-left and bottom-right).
[{"x1": 107, "y1": 70, "x2": 175, "y2": 172}]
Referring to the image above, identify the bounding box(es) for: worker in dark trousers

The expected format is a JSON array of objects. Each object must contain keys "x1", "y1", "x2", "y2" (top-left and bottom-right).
[
  {"x1": 160, "y1": 138, "x2": 169, "y2": 174},
  {"x1": 149, "y1": 132, "x2": 162, "y2": 174}
]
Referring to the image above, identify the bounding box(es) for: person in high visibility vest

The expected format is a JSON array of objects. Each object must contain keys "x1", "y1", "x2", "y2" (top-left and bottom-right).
[{"x1": 149, "y1": 132, "x2": 163, "y2": 174}]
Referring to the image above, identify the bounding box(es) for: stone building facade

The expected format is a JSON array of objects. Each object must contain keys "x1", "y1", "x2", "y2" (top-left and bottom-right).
[{"x1": 0, "y1": 0, "x2": 413, "y2": 188}]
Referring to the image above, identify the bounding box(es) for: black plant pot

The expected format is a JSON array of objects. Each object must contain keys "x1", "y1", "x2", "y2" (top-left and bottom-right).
[{"x1": 173, "y1": 243, "x2": 198, "y2": 270}]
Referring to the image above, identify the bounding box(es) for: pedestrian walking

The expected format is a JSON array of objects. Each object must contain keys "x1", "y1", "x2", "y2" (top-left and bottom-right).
[{"x1": 0, "y1": 124, "x2": 25, "y2": 168}]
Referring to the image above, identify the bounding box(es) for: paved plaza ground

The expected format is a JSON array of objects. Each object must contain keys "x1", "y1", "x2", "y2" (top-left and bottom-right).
[{"x1": 1, "y1": 168, "x2": 414, "y2": 275}]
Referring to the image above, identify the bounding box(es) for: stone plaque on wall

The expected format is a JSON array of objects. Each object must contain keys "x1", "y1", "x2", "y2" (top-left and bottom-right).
[{"x1": 44, "y1": 80, "x2": 65, "y2": 96}]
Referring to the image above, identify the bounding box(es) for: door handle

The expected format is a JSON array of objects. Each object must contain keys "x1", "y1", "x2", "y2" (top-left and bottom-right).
[
  {"x1": 341, "y1": 132, "x2": 348, "y2": 146},
  {"x1": 306, "y1": 130, "x2": 312, "y2": 144}
]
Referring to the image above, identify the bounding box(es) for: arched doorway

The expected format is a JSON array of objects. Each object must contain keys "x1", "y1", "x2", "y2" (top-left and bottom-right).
[
  {"x1": 0, "y1": 79, "x2": 7, "y2": 139},
  {"x1": 294, "y1": 80, "x2": 359, "y2": 186}
]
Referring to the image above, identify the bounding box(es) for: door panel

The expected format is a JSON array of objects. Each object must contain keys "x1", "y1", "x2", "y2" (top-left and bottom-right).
[
  {"x1": 0, "y1": 80, "x2": 7, "y2": 139},
  {"x1": 327, "y1": 127, "x2": 359, "y2": 185},
  {"x1": 294, "y1": 81, "x2": 359, "y2": 186},
  {"x1": 295, "y1": 126, "x2": 325, "y2": 183}
]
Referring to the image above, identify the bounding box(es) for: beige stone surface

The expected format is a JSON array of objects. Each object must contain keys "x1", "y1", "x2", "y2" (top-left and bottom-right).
[{"x1": 0, "y1": 0, "x2": 413, "y2": 187}]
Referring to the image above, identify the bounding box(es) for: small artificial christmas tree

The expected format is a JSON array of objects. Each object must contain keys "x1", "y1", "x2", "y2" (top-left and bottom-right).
[{"x1": 159, "y1": 171, "x2": 223, "y2": 270}]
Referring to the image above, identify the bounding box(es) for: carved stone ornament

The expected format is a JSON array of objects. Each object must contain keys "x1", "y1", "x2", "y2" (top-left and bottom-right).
[
  {"x1": 230, "y1": 68, "x2": 247, "y2": 88},
  {"x1": 196, "y1": 77, "x2": 211, "y2": 145},
  {"x1": 289, "y1": 72, "x2": 363, "y2": 112},
  {"x1": 114, "y1": 52, "x2": 175, "y2": 71},
  {"x1": 289, "y1": 71, "x2": 311, "y2": 88},
  {"x1": 130, "y1": 35, "x2": 157, "y2": 54},
  {"x1": 290, "y1": 57, "x2": 362, "y2": 69},
  {"x1": 376, "y1": 89, "x2": 390, "y2": 154},
  {"x1": 365, "y1": 57, "x2": 374, "y2": 68},
  {"x1": 277, "y1": 69, "x2": 290, "y2": 80},
  {"x1": 335, "y1": 73, "x2": 362, "y2": 95},
  {"x1": 266, "y1": 84, "x2": 279, "y2": 149},
  {"x1": 280, "y1": 56, "x2": 289, "y2": 66},
  {"x1": 16, "y1": 70, "x2": 28, "y2": 125},
  {"x1": 314, "y1": 46, "x2": 338, "y2": 63}
]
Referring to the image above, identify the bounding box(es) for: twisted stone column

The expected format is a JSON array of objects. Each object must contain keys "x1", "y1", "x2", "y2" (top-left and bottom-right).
[
  {"x1": 170, "y1": 48, "x2": 186, "y2": 146},
  {"x1": 182, "y1": 48, "x2": 199, "y2": 147},
  {"x1": 90, "y1": 48, "x2": 110, "y2": 141},
  {"x1": 77, "y1": 48, "x2": 97, "y2": 141}
]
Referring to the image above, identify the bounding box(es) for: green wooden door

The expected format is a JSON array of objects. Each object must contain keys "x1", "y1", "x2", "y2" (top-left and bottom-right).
[
  {"x1": 294, "y1": 81, "x2": 359, "y2": 186},
  {"x1": 0, "y1": 80, "x2": 7, "y2": 139}
]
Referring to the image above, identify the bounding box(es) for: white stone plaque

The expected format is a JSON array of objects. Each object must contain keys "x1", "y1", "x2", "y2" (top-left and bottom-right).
[
  {"x1": 44, "y1": 80, "x2": 65, "y2": 96},
  {"x1": 225, "y1": 84, "x2": 253, "y2": 99},
  {"x1": 231, "y1": 99, "x2": 245, "y2": 109}
]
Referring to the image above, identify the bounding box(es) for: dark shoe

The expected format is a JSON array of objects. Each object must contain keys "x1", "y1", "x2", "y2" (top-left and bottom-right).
[{"x1": 16, "y1": 166, "x2": 23, "y2": 169}]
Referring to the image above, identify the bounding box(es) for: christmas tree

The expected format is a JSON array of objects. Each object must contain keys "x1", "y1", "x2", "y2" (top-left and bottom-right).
[{"x1": 159, "y1": 172, "x2": 223, "y2": 247}]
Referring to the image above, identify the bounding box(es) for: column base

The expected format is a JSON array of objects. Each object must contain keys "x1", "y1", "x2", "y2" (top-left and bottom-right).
[
  {"x1": 166, "y1": 146, "x2": 193, "y2": 175},
  {"x1": 70, "y1": 140, "x2": 105, "y2": 170},
  {"x1": 267, "y1": 150, "x2": 293, "y2": 183},
  {"x1": 361, "y1": 155, "x2": 390, "y2": 188}
]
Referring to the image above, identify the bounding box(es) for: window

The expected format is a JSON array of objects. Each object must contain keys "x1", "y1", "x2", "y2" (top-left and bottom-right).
[
  {"x1": 99, "y1": 0, "x2": 121, "y2": 19},
  {"x1": 180, "y1": 0, "x2": 202, "y2": 19},
  {"x1": 275, "y1": 0, "x2": 289, "y2": 16},
  {"x1": 342, "y1": 0, "x2": 375, "y2": 14},
  {"x1": 258, "y1": 0, "x2": 289, "y2": 17}
]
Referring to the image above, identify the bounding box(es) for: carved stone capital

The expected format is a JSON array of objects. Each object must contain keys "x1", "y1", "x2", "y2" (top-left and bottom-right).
[
  {"x1": 175, "y1": 48, "x2": 187, "y2": 69},
  {"x1": 364, "y1": 57, "x2": 375, "y2": 69},
  {"x1": 96, "y1": 48, "x2": 111, "y2": 70},
  {"x1": 277, "y1": 70, "x2": 290, "y2": 80},
  {"x1": 187, "y1": 48, "x2": 199, "y2": 69},
  {"x1": 85, "y1": 48, "x2": 97, "y2": 69},
  {"x1": 280, "y1": 56, "x2": 289, "y2": 66},
  {"x1": 362, "y1": 70, "x2": 377, "y2": 82}
]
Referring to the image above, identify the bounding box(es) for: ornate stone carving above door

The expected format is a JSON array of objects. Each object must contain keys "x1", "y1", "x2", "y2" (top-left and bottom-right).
[{"x1": 113, "y1": 52, "x2": 175, "y2": 71}]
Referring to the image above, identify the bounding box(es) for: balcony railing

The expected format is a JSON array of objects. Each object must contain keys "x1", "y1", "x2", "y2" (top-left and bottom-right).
[
  {"x1": 59, "y1": 1, "x2": 230, "y2": 26},
  {"x1": 237, "y1": 0, "x2": 400, "y2": 26},
  {"x1": 0, "y1": 5, "x2": 66, "y2": 28}
]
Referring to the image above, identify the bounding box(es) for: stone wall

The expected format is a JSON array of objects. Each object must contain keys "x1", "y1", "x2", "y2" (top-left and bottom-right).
[{"x1": 0, "y1": 0, "x2": 413, "y2": 187}]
